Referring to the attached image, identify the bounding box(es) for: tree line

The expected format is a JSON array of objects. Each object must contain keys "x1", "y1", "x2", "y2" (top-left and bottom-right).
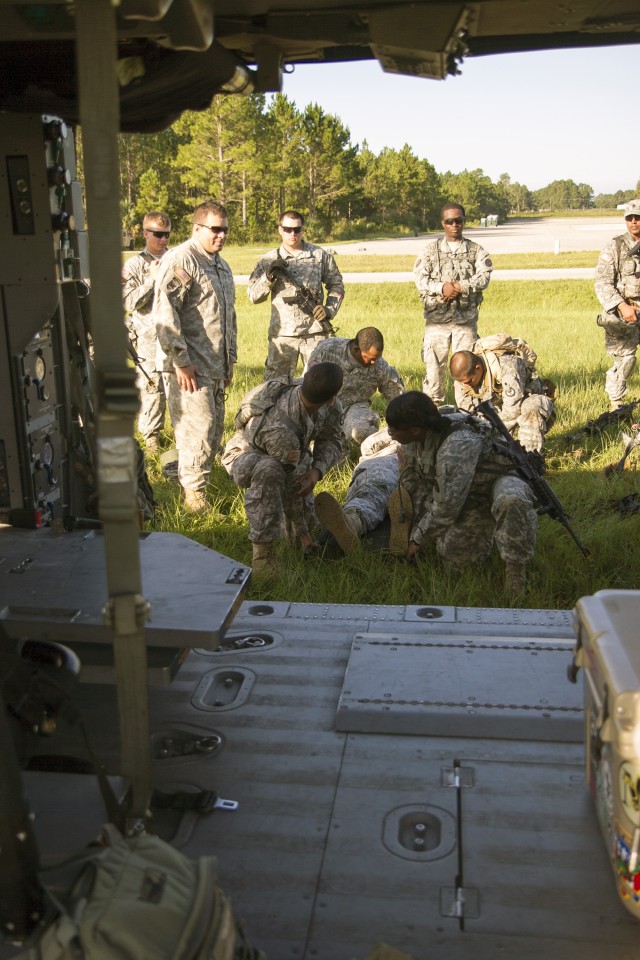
[{"x1": 115, "y1": 93, "x2": 637, "y2": 243}]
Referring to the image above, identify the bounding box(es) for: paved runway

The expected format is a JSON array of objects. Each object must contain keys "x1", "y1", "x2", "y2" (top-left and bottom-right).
[{"x1": 330, "y1": 215, "x2": 622, "y2": 256}]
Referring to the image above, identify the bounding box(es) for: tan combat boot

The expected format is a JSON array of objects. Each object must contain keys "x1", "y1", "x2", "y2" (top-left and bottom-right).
[
  {"x1": 387, "y1": 487, "x2": 413, "y2": 557},
  {"x1": 183, "y1": 489, "x2": 208, "y2": 514},
  {"x1": 144, "y1": 436, "x2": 161, "y2": 454},
  {"x1": 252, "y1": 542, "x2": 276, "y2": 575},
  {"x1": 505, "y1": 562, "x2": 527, "y2": 596},
  {"x1": 314, "y1": 491, "x2": 361, "y2": 553}
]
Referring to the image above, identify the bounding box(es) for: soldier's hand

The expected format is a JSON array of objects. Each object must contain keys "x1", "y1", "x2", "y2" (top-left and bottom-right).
[
  {"x1": 442, "y1": 281, "x2": 461, "y2": 301},
  {"x1": 293, "y1": 467, "x2": 322, "y2": 496},
  {"x1": 313, "y1": 304, "x2": 329, "y2": 322},
  {"x1": 266, "y1": 257, "x2": 287, "y2": 281},
  {"x1": 175, "y1": 363, "x2": 201, "y2": 393},
  {"x1": 618, "y1": 302, "x2": 639, "y2": 324}
]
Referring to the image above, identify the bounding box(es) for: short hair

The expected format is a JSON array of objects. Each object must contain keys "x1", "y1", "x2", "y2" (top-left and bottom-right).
[
  {"x1": 301, "y1": 362, "x2": 343, "y2": 404},
  {"x1": 143, "y1": 211, "x2": 171, "y2": 229},
  {"x1": 441, "y1": 202, "x2": 466, "y2": 219},
  {"x1": 279, "y1": 210, "x2": 305, "y2": 226},
  {"x1": 450, "y1": 350, "x2": 482, "y2": 379},
  {"x1": 355, "y1": 327, "x2": 384, "y2": 353},
  {"x1": 193, "y1": 200, "x2": 228, "y2": 222},
  {"x1": 386, "y1": 392, "x2": 443, "y2": 432}
]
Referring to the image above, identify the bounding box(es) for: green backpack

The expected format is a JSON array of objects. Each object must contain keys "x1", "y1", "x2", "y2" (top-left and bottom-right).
[{"x1": 16, "y1": 824, "x2": 263, "y2": 960}]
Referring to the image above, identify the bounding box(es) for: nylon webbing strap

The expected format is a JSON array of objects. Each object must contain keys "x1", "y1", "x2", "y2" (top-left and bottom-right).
[{"x1": 75, "y1": 0, "x2": 152, "y2": 822}]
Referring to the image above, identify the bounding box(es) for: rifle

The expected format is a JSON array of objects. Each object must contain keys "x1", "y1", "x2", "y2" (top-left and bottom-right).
[
  {"x1": 476, "y1": 399, "x2": 592, "y2": 559},
  {"x1": 267, "y1": 259, "x2": 337, "y2": 337},
  {"x1": 563, "y1": 398, "x2": 639, "y2": 446},
  {"x1": 128, "y1": 338, "x2": 153, "y2": 383}
]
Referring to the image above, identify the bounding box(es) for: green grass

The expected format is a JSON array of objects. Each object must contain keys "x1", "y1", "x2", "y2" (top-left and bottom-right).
[
  {"x1": 125, "y1": 249, "x2": 600, "y2": 274},
  {"x1": 144, "y1": 276, "x2": 640, "y2": 612}
]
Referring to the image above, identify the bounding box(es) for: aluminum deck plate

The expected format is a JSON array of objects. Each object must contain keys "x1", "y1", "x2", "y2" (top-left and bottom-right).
[{"x1": 335, "y1": 632, "x2": 583, "y2": 741}]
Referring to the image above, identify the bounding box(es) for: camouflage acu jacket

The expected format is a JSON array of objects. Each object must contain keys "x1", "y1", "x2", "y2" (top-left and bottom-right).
[
  {"x1": 247, "y1": 241, "x2": 344, "y2": 338},
  {"x1": 307, "y1": 337, "x2": 404, "y2": 409},
  {"x1": 222, "y1": 383, "x2": 343, "y2": 480},
  {"x1": 413, "y1": 237, "x2": 493, "y2": 325},
  {"x1": 121, "y1": 249, "x2": 163, "y2": 336},
  {"x1": 154, "y1": 236, "x2": 237, "y2": 380},
  {"x1": 595, "y1": 232, "x2": 640, "y2": 314},
  {"x1": 399, "y1": 417, "x2": 512, "y2": 545}
]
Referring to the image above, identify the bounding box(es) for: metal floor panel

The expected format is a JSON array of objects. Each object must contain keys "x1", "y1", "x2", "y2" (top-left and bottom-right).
[{"x1": 335, "y1": 633, "x2": 582, "y2": 741}]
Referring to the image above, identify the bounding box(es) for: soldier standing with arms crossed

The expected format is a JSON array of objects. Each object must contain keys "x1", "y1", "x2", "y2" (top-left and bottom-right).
[
  {"x1": 154, "y1": 200, "x2": 236, "y2": 514},
  {"x1": 414, "y1": 202, "x2": 493, "y2": 406},
  {"x1": 248, "y1": 210, "x2": 345, "y2": 378}
]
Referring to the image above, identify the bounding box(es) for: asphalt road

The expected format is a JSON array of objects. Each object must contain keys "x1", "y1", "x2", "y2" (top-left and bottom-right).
[{"x1": 330, "y1": 215, "x2": 622, "y2": 256}]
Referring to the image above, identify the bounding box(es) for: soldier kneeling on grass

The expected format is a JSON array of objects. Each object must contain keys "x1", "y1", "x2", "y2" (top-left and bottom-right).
[
  {"x1": 222, "y1": 362, "x2": 344, "y2": 573},
  {"x1": 384, "y1": 391, "x2": 538, "y2": 596}
]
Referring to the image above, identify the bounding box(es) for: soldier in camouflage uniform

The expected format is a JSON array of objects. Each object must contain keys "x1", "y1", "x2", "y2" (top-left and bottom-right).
[
  {"x1": 413, "y1": 202, "x2": 493, "y2": 406},
  {"x1": 314, "y1": 427, "x2": 400, "y2": 553},
  {"x1": 306, "y1": 327, "x2": 404, "y2": 449},
  {"x1": 450, "y1": 334, "x2": 555, "y2": 452},
  {"x1": 222, "y1": 362, "x2": 344, "y2": 572},
  {"x1": 385, "y1": 392, "x2": 537, "y2": 595},
  {"x1": 121, "y1": 211, "x2": 171, "y2": 453},
  {"x1": 155, "y1": 200, "x2": 236, "y2": 513},
  {"x1": 595, "y1": 199, "x2": 640, "y2": 411},
  {"x1": 247, "y1": 210, "x2": 344, "y2": 378}
]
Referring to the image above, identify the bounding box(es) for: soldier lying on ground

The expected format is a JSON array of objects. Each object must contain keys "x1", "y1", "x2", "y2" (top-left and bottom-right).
[{"x1": 314, "y1": 428, "x2": 401, "y2": 552}]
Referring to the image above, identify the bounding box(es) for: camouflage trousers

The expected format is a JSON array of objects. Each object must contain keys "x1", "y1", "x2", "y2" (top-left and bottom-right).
[
  {"x1": 423, "y1": 475, "x2": 537, "y2": 570},
  {"x1": 604, "y1": 326, "x2": 640, "y2": 405},
  {"x1": 342, "y1": 402, "x2": 380, "y2": 446},
  {"x1": 227, "y1": 451, "x2": 314, "y2": 544},
  {"x1": 134, "y1": 329, "x2": 166, "y2": 442},
  {"x1": 422, "y1": 321, "x2": 477, "y2": 406},
  {"x1": 343, "y1": 454, "x2": 399, "y2": 535},
  {"x1": 513, "y1": 395, "x2": 555, "y2": 453},
  {"x1": 163, "y1": 373, "x2": 225, "y2": 493},
  {"x1": 264, "y1": 333, "x2": 328, "y2": 379}
]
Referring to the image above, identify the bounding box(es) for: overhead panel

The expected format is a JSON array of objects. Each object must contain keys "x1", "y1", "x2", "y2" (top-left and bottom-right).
[{"x1": 368, "y1": 3, "x2": 472, "y2": 78}]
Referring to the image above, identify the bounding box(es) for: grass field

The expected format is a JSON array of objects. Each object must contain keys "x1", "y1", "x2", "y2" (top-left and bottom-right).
[{"x1": 145, "y1": 276, "x2": 640, "y2": 612}]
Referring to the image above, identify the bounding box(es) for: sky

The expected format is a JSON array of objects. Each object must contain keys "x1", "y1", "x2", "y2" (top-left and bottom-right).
[{"x1": 279, "y1": 44, "x2": 635, "y2": 196}]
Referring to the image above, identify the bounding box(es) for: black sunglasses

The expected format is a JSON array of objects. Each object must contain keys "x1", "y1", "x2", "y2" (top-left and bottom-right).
[
  {"x1": 443, "y1": 217, "x2": 465, "y2": 225},
  {"x1": 280, "y1": 225, "x2": 303, "y2": 234},
  {"x1": 195, "y1": 222, "x2": 229, "y2": 235},
  {"x1": 146, "y1": 229, "x2": 171, "y2": 238},
  {"x1": 625, "y1": 215, "x2": 640, "y2": 222}
]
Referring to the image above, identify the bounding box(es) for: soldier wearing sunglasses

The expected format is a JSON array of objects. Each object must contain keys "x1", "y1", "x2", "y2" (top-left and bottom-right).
[
  {"x1": 122, "y1": 211, "x2": 172, "y2": 454},
  {"x1": 248, "y1": 210, "x2": 345, "y2": 379},
  {"x1": 413, "y1": 202, "x2": 493, "y2": 407},
  {"x1": 154, "y1": 200, "x2": 237, "y2": 514},
  {"x1": 595, "y1": 199, "x2": 640, "y2": 411}
]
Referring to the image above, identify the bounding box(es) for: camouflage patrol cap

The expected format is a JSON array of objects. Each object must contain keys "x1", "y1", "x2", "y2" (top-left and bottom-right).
[{"x1": 624, "y1": 199, "x2": 640, "y2": 216}]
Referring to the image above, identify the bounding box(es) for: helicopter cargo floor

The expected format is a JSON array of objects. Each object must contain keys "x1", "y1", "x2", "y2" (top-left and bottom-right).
[
  {"x1": 119, "y1": 603, "x2": 639, "y2": 956},
  {"x1": 10, "y1": 600, "x2": 639, "y2": 959}
]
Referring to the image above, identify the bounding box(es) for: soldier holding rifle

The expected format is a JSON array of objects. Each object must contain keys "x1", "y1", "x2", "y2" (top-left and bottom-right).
[{"x1": 248, "y1": 210, "x2": 344, "y2": 378}]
